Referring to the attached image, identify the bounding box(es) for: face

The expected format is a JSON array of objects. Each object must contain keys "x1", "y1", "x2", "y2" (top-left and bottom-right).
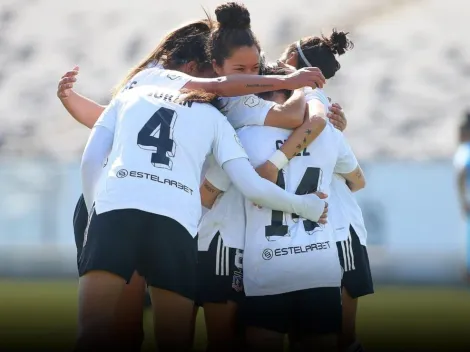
[{"x1": 213, "y1": 45, "x2": 260, "y2": 76}]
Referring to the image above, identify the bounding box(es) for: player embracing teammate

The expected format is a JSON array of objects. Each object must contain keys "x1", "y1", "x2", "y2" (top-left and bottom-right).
[{"x1": 57, "y1": 2, "x2": 373, "y2": 351}]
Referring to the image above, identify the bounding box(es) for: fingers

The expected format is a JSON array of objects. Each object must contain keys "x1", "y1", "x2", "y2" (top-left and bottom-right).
[
  {"x1": 318, "y1": 202, "x2": 328, "y2": 224},
  {"x1": 315, "y1": 191, "x2": 328, "y2": 199},
  {"x1": 331, "y1": 102, "x2": 342, "y2": 109},
  {"x1": 327, "y1": 106, "x2": 346, "y2": 131},
  {"x1": 303, "y1": 67, "x2": 326, "y2": 87}
]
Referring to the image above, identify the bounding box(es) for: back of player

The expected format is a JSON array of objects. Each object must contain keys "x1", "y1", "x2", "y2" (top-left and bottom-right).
[
  {"x1": 241, "y1": 123, "x2": 345, "y2": 296},
  {"x1": 240, "y1": 121, "x2": 356, "y2": 339},
  {"x1": 80, "y1": 71, "x2": 247, "y2": 300}
]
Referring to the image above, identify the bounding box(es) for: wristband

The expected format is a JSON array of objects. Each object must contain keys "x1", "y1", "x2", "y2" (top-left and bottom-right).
[{"x1": 268, "y1": 150, "x2": 289, "y2": 170}]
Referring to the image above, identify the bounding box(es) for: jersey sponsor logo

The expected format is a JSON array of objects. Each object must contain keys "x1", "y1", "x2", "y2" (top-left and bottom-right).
[
  {"x1": 261, "y1": 241, "x2": 331, "y2": 260},
  {"x1": 115, "y1": 169, "x2": 193, "y2": 195},
  {"x1": 243, "y1": 95, "x2": 261, "y2": 108}
]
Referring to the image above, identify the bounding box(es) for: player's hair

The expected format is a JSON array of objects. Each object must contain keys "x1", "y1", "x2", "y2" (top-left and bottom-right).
[
  {"x1": 284, "y1": 29, "x2": 354, "y2": 79},
  {"x1": 113, "y1": 19, "x2": 213, "y2": 96},
  {"x1": 177, "y1": 89, "x2": 222, "y2": 110},
  {"x1": 207, "y1": 2, "x2": 261, "y2": 66},
  {"x1": 257, "y1": 64, "x2": 292, "y2": 100}
]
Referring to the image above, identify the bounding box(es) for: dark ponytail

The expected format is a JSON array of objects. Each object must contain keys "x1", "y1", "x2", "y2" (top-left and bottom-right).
[
  {"x1": 286, "y1": 29, "x2": 354, "y2": 79},
  {"x1": 207, "y1": 2, "x2": 261, "y2": 66},
  {"x1": 113, "y1": 19, "x2": 213, "y2": 96}
]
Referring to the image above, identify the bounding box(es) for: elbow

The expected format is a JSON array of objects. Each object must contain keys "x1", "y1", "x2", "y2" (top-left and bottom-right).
[
  {"x1": 281, "y1": 112, "x2": 304, "y2": 129},
  {"x1": 348, "y1": 178, "x2": 366, "y2": 192}
]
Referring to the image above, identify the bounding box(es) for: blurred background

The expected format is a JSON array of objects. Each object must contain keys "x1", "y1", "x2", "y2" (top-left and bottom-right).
[{"x1": 0, "y1": 0, "x2": 469, "y2": 350}]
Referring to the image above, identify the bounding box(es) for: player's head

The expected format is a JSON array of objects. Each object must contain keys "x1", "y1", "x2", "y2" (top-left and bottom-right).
[
  {"x1": 280, "y1": 29, "x2": 354, "y2": 80},
  {"x1": 459, "y1": 111, "x2": 470, "y2": 142},
  {"x1": 256, "y1": 64, "x2": 292, "y2": 104},
  {"x1": 208, "y1": 2, "x2": 261, "y2": 76},
  {"x1": 113, "y1": 19, "x2": 213, "y2": 95}
]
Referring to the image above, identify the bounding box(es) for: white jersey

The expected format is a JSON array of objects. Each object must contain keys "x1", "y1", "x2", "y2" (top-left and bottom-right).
[
  {"x1": 306, "y1": 88, "x2": 367, "y2": 245},
  {"x1": 92, "y1": 70, "x2": 247, "y2": 237},
  {"x1": 198, "y1": 95, "x2": 277, "y2": 250},
  {"x1": 240, "y1": 122, "x2": 357, "y2": 296}
]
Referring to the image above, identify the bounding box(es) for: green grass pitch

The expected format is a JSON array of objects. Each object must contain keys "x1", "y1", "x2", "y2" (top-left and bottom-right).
[{"x1": 0, "y1": 280, "x2": 469, "y2": 351}]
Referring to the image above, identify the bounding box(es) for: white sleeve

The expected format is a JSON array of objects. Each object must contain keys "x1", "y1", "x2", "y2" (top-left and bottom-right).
[
  {"x1": 222, "y1": 95, "x2": 276, "y2": 129},
  {"x1": 81, "y1": 126, "x2": 114, "y2": 211},
  {"x1": 222, "y1": 158, "x2": 326, "y2": 222},
  {"x1": 212, "y1": 116, "x2": 249, "y2": 167},
  {"x1": 205, "y1": 163, "x2": 231, "y2": 192},
  {"x1": 94, "y1": 98, "x2": 119, "y2": 133},
  {"x1": 334, "y1": 135, "x2": 358, "y2": 174}
]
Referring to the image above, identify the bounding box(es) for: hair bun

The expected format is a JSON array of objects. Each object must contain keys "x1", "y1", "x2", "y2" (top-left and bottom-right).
[
  {"x1": 215, "y1": 2, "x2": 251, "y2": 30},
  {"x1": 329, "y1": 29, "x2": 353, "y2": 55}
]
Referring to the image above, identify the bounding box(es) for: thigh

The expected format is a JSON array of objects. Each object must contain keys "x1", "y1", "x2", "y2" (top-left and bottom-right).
[
  {"x1": 73, "y1": 195, "x2": 89, "y2": 259},
  {"x1": 78, "y1": 209, "x2": 143, "y2": 283},
  {"x1": 242, "y1": 293, "x2": 291, "y2": 334},
  {"x1": 198, "y1": 233, "x2": 242, "y2": 305},
  {"x1": 144, "y1": 214, "x2": 198, "y2": 300},
  {"x1": 338, "y1": 226, "x2": 374, "y2": 299},
  {"x1": 292, "y1": 287, "x2": 342, "y2": 336}
]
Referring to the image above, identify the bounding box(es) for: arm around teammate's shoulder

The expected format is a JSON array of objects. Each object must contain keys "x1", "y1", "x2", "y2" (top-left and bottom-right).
[
  {"x1": 263, "y1": 89, "x2": 306, "y2": 129},
  {"x1": 183, "y1": 67, "x2": 325, "y2": 97}
]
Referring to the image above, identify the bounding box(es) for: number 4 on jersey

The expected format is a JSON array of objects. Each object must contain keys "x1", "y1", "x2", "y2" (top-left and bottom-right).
[{"x1": 137, "y1": 107, "x2": 177, "y2": 170}]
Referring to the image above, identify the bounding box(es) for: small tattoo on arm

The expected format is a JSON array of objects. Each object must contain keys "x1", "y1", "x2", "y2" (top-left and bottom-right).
[
  {"x1": 203, "y1": 183, "x2": 217, "y2": 193},
  {"x1": 303, "y1": 137, "x2": 307, "y2": 144},
  {"x1": 296, "y1": 144, "x2": 302, "y2": 150},
  {"x1": 305, "y1": 129, "x2": 312, "y2": 135},
  {"x1": 245, "y1": 84, "x2": 274, "y2": 88},
  {"x1": 355, "y1": 169, "x2": 362, "y2": 179}
]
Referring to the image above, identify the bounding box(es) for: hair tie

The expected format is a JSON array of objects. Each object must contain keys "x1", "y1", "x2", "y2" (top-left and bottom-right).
[{"x1": 296, "y1": 40, "x2": 312, "y2": 67}]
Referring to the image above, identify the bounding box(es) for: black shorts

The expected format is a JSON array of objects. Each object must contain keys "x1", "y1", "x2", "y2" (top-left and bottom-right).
[
  {"x1": 196, "y1": 232, "x2": 244, "y2": 306},
  {"x1": 73, "y1": 194, "x2": 89, "y2": 262},
  {"x1": 79, "y1": 208, "x2": 198, "y2": 300},
  {"x1": 242, "y1": 287, "x2": 342, "y2": 335},
  {"x1": 336, "y1": 226, "x2": 374, "y2": 299}
]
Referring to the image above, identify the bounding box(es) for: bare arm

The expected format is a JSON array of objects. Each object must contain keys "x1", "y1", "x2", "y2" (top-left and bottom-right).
[
  {"x1": 183, "y1": 67, "x2": 325, "y2": 97},
  {"x1": 263, "y1": 89, "x2": 306, "y2": 129},
  {"x1": 200, "y1": 180, "x2": 223, "y2": 209},
  {"x1": 256, "y1": 99, "x2": 327, "y2": 183},
  {"x1": 339, "y1": 166, "x2": 366, "y2": 192},
  {"x1": 61, "y1": 91, "x2": 106, "y2": 129}
]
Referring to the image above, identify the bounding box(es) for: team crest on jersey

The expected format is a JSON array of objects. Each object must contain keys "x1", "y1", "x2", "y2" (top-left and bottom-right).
[
  {"x1": 167, "y1": 73, "x2": 181, "y2": 80},
  {"x1": 243, "y1": 95, "x2": 260, "y2": 108},
  {"x1": 232, "y1": 270, "x2": 244, "y2": 292},
  {"x1": 234, "y1": 134, "x2": 244, "y2": 149}
]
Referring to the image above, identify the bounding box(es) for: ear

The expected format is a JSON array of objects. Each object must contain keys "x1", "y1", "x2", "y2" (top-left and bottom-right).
[
  {"x1": 186, "y1": 61, "x2": 198, "y2": 75},
  {"x1": 212, "y1": 59, "x2": 224, "y2": 76},
  {"x1": 285, "y1": 51, "x2": 298, "y2": 68}
]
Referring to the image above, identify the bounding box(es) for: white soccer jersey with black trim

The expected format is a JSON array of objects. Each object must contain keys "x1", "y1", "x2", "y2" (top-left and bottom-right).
[
  {"x1": 240, "y1": 122, "x2": 357, "y2": 296},
  {"x1": 306, "y1": 88, "x2": 367, "y2": 245},
  {"x1": 198, "y1": 95, "x2": 277, "y2": 250},
  {"x1": 92, "y1": 73, "x2": 247, "y2": 238}
]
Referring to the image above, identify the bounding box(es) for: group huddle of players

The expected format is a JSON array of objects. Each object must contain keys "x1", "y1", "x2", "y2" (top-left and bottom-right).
[{"x1": 58, "y1": 2, "x2": 373, "y2": 352}]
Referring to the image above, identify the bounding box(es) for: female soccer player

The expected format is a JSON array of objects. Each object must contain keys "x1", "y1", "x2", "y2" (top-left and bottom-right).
[{"x1": 279, "y1": 30, "x2": 373, "y2": 352}]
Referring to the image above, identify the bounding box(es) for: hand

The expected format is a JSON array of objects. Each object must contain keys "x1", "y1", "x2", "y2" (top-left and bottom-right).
[
  {"x1": 299, "y1": 191, "x2": 328, "y2": 223},
  {"x1": 316, "y1": 192, "x2": 328, "y2": 224},
  {"x1": 328, "y1": 103, "x2": 347, "y2": 131},
  {"x1": 276, "y1": 60, "x2": 296, "y2": 74},
  {"x1": 284, "y1": 67, "x2": 326, "y2": 90},
  {"x1": 57, "y1": 65, "x2": 79, "y2": 100}
]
